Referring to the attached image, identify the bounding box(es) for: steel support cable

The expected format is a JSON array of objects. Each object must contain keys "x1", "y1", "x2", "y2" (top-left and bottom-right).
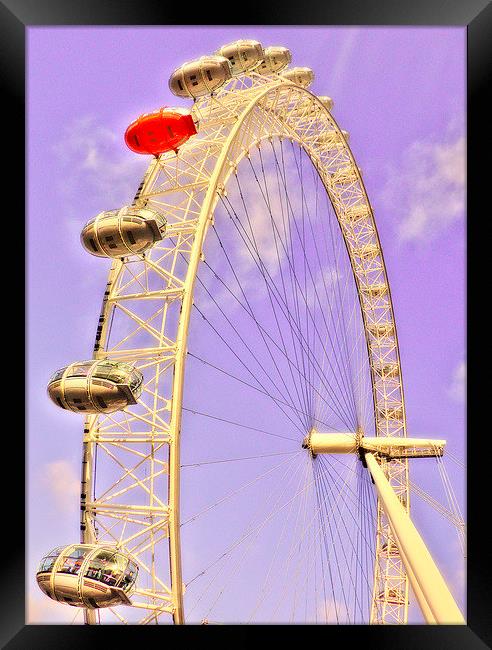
[
  {"x1": 318, "y1": 193, "x2": 362, "y2": 426},
  {"x1": 193, "y1": 233, "x2": 303, "y2": 417},
  {"x1": 409, "y1": 480, "x2": 465, "y2": 531},
  {"x1": 287, "y1": 139, "x2": 360, "y2": 422},
  {"x1": 201, "y1": 455, "x2": 311, "y2": 623},
  {"x1": 361, "y1": 469, "x2": 377, "y2": 616},
  {"x1": 434, "y1": 457, "x2": 465, "y2": 551},
  {"x1": 201, "y1": 229, "x2": 347, "y2": 434},
  {"x1": 319, "y1": 454, "x2": 378, "y2": 539},
  {"x1": 181, "y1": 454, "x2": 302, "y2": 528},
  {"x1": 247, "y1": 457, "x2": 315, "y2": 621},
  {"x1": 204, "y1": 224, "x2": 310, "y2": 432},
  {"x1": 209, "y1": 218, "x2": 308, "y2": 421},
  {"x1": 306, "y1": 157, "x2": 327, "y2": 424},
  {"x1": 176, "y1": 244, "x2": 310, "y2": 435},
  {"x1": 234, "y1": 154, "x2": 332, "y2": 423},
  {"x1": 224, "y1": 172, "x2": 342, "y2": 420},
  {"x1": 288, "y1": 458, "x2": 313, "y2": 621},
  {"x1": 191, "y1": 300, "x2": 307, "y2": 437},
  {"x1": 315, "y1": 458, "x2": 354, "y2": 621},
  {"x1": 318, "y1": 455, "x2": 375, "y2": 620},
  {"x1": 252, "y1": 150, "x2": 313, "y2": 426},
  {"x1": 185, "y1": 452, "x2": 307, "y2": 611},
  {"x1": 297, "y1": 484, "x2": 327, "y2": 622},
  {"x1": 313, "y1": 460, "x2": 340, "y2": 623},
  {"x1": 359, "y1": 464, "x2": 376, "y2": 621},
  {"x1": 317, "y1": 456, "x2": 372, "y2": 620},
  {"x1": 437, "y1": 455, "x2": 464, "y2": 522},
  {"x1": 204, "y1": 226, "x2": 331, "y2": 432},
  {"x1": 306, "y1": 164, "x2": 368, "y2": 427},
  {"x1": 294, "y1": 466, "x2": 328, "y2": 623},
  {"x1": 270, "y1": 457, "x2": 312, "y2": 621},
  {"x1": 282, "y1": 463, "x2": 344, "y2": 616},
  {"x1": 244, "y1": 152, "x2": 358, "y2": 426},
  {"x1": 220, "y1": 193, "x2": 356, "y2": 431},
  {"x1": 272, "y1": 139, "x2": 359, "y2": 424},
  {"x1": 445, "y1": 449, "x2": 465, "y2": 469},
  {"x1": 355, "y1": 469, "x2": 365, "y2": 619},
  {"x1": 286, "y1": 139, "x2": 356, "y2": 422},
  {"x1": 181, "y1": 405, "x2": 298, "y2": 442},
  {"x1": 191, "y1": 301, "x2": 307, "y2": 436},
  {"x1": 256, "y1": 145, "x2": 314, "y2": 425},
  {"x1": 184, "y1": 455, "x2": 302, "y2": 619},
  {"x1": 357, "y1": 472, "x2": 370, "y2": 611},
  {"x1": 181, "y1": 450, "x2": 298, "y2": 468},
  {"x1": 187, "y1": 350, "x2": 342, "y2": 432},
  {"x1": 234, "y1": 157, "x2": 313, "y2": 427}
]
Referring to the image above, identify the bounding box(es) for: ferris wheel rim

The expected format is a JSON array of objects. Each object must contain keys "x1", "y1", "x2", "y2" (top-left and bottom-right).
[{"x1": 84, "y1": 74, "x2": 410, "y2": 625}]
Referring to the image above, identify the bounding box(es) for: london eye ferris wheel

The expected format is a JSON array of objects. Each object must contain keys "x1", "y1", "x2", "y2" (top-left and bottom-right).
[{"x1": 37, "y1": 39, "x2": 466, "y2": 625}]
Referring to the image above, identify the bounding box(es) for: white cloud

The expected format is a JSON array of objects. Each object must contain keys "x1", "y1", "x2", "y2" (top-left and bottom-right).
[
  {"x1": 448, "y1": 360, "x2": 466, "y2": 403},
  {"x1": 40, "y1": 460, "x2": 80, "y2": 514},
  {"x1": 53, "y1": 115, "x2": 148, "y2": 210},
  {"x1": 382, "y1": 121, "x2": 465, "y2": 243},
  {"x1": 329, "y1": 29, "x2": 360, "y2": 94}
]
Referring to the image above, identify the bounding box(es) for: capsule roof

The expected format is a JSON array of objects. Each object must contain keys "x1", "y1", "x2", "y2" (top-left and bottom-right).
[
  {"x1": 216, "y1": 39, "x2": 264, "y2": 75},
  {"x1": 169, "y1": 55, "x2": 232, "y2": 98},
  {"x1": 317, "y1": 96, "x2": 334, "y2": 111},
  {"x1": 280, "y1": 66, "x2": 315, "y2": 88},
  {"x1": 256, "y1": 46, "x2": 292, "y2": 74}
]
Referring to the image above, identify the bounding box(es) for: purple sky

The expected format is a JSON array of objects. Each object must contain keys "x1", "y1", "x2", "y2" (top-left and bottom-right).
[{"x1": 27, "y1": 26, "x2": 466, "y2": 624}]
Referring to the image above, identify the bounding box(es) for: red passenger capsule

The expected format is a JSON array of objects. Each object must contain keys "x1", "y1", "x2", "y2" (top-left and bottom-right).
[{"x1": 124, "y1": 107, "x2": 197, "y2": 156}]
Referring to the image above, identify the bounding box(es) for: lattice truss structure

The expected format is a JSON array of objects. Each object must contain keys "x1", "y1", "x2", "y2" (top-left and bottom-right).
[{"x1": 80, "y1": 71, "x2": 409, "y2": 624}]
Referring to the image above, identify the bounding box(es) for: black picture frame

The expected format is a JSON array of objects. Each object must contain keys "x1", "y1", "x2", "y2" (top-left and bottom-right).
[{"x1": 5, "y1": 0, "x2": 489, "y2": 647}]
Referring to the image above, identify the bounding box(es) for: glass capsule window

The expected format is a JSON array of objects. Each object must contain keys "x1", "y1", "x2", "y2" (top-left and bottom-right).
[
  {"x1": 58, "y1": 546, "x2": 90, "y2": 575},
  {"x1": 49, "y1": 369, "x2": 65, "y2": 383},
  {"x1": 84, "y1": 550, "x2": 129, "y2": 588},
  {"x1": 68, "y1": 363, "x2": 92, "y2": 377},
  {"x1": 128, "y1": 370, "x2": 143, "y2": 392},
  {"x1": 37, "y1": 546, "x2": 66, "y2": 573},
  {"x1": 120, "y1": 560, "x2": 139, "y2": 592},
  {"x1": 93, "y1": 361, "x2": 128, "y2": 384}
]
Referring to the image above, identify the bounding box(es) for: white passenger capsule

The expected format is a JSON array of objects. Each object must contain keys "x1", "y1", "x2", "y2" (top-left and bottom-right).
[
  {"x1": 318, "y1": 96, "x2": 334, "y2": 111},
  {"x1": 47, "y1": 360, "x2": 143, "y2": 414},
  {"x1": 256, "y1": 46, "x2": 292, "y2": 74},
  {"x1": 37, "y1": 544, "x2": 138, "y2": 609},
  {"x1": 216, "y1": 39, "x2": 264, "y2": 75},
  {"x1": 280, "y1": 66, "x2": 315, "y2": 88},
  {"x1": 169, "y1": 55, "x2": 232, "y2": 98},
  {"x1": 81, "y1": 206, "x2": 166, "y2": 258}
]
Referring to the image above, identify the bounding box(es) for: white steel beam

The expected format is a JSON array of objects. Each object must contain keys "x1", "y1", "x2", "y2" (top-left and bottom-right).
[{"x1": 364, "y1": 452, "x2": 464, "y2": 624}]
